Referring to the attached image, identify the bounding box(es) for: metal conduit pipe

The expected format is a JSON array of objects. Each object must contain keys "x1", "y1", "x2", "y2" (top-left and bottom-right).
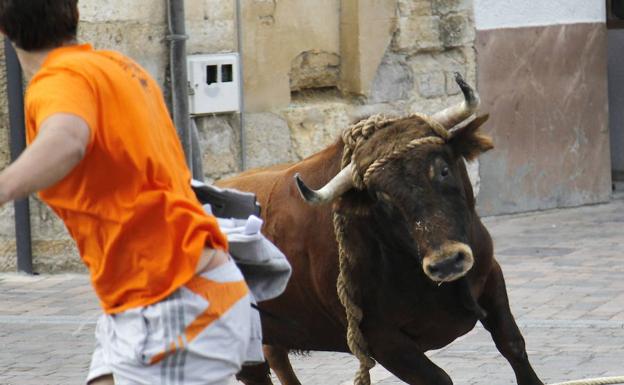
[
  {"x1": 190, "y1": 118, "x2": 204, "y2": 181},
  {"x1": 168, "y1": 0, "x2": 246, "y2": 177},
  {"x1": 235, "y1": 0, "x2": 247, "y2": 171},
  {"x1": 4, "y1": 38, "x2": 33, "y2": 275},
  {"x1": 166, "y1": 0, "x2": 193, "y2": 172}
]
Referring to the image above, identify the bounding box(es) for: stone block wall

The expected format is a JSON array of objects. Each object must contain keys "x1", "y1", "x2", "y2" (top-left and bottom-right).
[
  {"x1": 0, "y1": 0, "x2": 477, "y2": 272},
  {"x1": 203, "y1": 0, "x2": 478, "y2": 174}
]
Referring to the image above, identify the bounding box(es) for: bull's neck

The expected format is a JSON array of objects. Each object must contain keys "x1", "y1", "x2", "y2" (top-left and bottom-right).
[{"x1": 303, "y1": 140, "x2": 345, "y2": 186}]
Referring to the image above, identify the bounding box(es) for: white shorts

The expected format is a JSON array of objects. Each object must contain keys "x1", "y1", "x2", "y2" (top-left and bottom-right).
[{"x1": 87, "y1": 260, "x2": 253, "y2": 385}]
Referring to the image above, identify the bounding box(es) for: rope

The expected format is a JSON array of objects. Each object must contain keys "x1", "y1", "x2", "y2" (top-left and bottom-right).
[
  {"x1": 334, "y1": 212, "x2": 376, "y2": 385},
  {"x1": 363, "y1": 136, "x2": 445, "y2": 186},
  {"x1": 333, "y1": 112, "x2": 450, "y2": 385},
  {"x1": 549, "y1": 377, "x2": 624, "y2": 385}
]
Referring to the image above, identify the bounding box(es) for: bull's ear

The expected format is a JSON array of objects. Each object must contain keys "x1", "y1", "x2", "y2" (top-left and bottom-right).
[{"x1": 449, "y1": 114, "x2": 493, "y2": 161}]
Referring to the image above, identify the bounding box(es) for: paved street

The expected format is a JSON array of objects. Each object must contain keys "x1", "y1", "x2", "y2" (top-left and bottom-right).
[{"x1": 1, "y1": 196, "x2": 624, "y2": 385}]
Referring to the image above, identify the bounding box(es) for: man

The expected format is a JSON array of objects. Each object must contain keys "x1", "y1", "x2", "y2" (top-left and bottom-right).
[{"x1": 0, "y1": 1, "x2": 252, "y2": 384}]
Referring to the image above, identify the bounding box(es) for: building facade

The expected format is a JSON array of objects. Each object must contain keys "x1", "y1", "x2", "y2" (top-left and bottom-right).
[{"x1": 0, "y1": 0, "x2": 614, "y2": 272}]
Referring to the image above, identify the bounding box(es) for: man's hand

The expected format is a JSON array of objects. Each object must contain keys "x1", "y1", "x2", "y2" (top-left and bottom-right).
[{"x1": 0, "y1": 113, "x2": 90, "y2": 205}]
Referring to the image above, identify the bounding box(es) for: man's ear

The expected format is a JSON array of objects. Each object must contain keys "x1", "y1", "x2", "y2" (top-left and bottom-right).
[{"x1": 449, "y1": 114, "x2": 494, "y2": 161}]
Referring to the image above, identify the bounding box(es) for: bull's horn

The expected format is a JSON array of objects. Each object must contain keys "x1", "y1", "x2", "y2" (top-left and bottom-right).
[
  {"x1": 432, "y1": 73, "x2": 480, "y2": 129},
  {"x1": 294, "y1": 164, "x2": 355, "y2": 205}
]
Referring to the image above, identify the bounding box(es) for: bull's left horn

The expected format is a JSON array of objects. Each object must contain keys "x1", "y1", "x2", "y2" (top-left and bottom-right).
[
  {"x1": 432, "y1": 73, "x2": 480, "y2": 129},
  {"x1": 294, "y1": 164, "x2": 355, "y2": 205}
]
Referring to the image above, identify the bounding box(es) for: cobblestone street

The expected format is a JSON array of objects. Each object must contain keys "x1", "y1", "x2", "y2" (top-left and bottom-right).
[{"x1": 1, "y1": 196, "x2": 623, "y2": 385}]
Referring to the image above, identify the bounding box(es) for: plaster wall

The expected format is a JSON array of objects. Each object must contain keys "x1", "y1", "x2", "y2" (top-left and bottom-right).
[
  {"x1": 241, "y1": 0, "x2": 341, "y2": 111},
  {"x1": 473, "y1": 1, "x2": 611, "y2": 215}
]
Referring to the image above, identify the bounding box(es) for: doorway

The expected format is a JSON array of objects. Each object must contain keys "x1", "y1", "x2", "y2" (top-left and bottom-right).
[{"x1": 608, "y1": 0, "x2": 624, "y2": 191}]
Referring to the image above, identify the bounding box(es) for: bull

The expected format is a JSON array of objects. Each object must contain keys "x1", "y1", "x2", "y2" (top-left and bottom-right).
[{"x1": 218, "y1": 75, "x2": 543, "y2": 385}]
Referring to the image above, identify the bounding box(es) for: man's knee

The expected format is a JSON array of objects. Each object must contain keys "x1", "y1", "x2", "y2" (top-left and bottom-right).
[{"x1": 88, "y1": 374, "x2": 114, "y2": 385}]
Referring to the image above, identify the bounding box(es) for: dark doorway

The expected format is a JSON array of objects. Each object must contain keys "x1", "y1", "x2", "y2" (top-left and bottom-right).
[{"x1": 608, "y1": 0, "x2": 624, "y2": 190}]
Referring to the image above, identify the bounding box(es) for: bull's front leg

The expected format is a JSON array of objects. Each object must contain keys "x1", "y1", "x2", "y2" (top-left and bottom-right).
[
  {"x1": 367, "y1": 328, "x2": 453, "y2": 385},
  {"x1": 478, "y1": 261, "x2": 544, "y2": 385}
]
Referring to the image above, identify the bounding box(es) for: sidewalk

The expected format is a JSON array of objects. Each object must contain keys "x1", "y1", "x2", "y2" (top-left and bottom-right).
[{"x1": 1, "y1": 197, "x2": 623, "y2": 385}]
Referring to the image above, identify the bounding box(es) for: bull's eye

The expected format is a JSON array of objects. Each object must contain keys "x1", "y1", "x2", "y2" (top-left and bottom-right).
[{"x1": 440, "y1": 166, "x2": 450, "y2": 178}]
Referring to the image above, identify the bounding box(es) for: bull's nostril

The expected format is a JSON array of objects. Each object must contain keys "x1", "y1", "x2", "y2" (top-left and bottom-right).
[{"x1": 427, "y1": 253, "x2": 466, "y2": 278}]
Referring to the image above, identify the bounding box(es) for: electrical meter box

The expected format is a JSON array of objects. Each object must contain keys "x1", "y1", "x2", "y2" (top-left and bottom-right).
[{"x1": 187, "y1": 53, "x2": 240, "y2": 115}]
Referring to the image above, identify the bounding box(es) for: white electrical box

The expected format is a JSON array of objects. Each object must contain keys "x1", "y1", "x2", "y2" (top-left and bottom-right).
[{"x1": 187, "y1": 53, "x2": 240, "y2": 115}]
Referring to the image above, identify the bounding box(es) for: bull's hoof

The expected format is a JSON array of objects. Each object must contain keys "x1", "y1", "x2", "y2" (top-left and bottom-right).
[{"x1": 236, "y1": 364, "x2": 274, "y2": 385}]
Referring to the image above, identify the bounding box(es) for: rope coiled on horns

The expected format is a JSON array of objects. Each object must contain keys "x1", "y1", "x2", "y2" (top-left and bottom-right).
[{"x1": 334, "y1": 112, "x2": 449, "y2": 385}]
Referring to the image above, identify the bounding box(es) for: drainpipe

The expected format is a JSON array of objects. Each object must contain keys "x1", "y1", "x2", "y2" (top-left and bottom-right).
[
  {"x1": 235, "y1": 0, "x2": 247, "y2": 170},
  {"x1": 166, "y1": 0, "x2": 193, "y2": 172},
  {"x1": 190, "y1": 118, "x2": 204, "y2": 181},
  {"x1": 3, "y1": 38, "x2": 33, "y2": 275}
]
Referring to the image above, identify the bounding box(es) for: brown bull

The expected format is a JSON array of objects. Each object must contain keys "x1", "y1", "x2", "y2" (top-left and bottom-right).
[{"x1": 218, "y1": 75, "x2": 543, "y2": 385}]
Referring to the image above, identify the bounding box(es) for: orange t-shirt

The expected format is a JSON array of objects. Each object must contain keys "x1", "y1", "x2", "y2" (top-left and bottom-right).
[{"x1": 25, "y1": 44, "x2": 228, "y2": 314}]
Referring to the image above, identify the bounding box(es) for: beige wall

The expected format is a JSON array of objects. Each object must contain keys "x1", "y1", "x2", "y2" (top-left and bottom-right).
[
  {"x1": 242, "y1": 0, "x2": 341, "y2": 111},
  {"x1": 473, "y1": 1, "x2": 611, "y2": 214},
  {"x1": 475, "y1": 24, "x2": 611, "y2": 215},
  {"x1": 0, "y1": 0, "x2": 477, "y2": 272}
]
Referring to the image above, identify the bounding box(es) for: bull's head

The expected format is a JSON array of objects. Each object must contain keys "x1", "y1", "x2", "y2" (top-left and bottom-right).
[{"x1": 295, "y1": 74, "x2": 493, "y2": 284}]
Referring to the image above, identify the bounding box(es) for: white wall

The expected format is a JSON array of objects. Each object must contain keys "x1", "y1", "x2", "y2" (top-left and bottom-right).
[{"x1": 474, "y1": 0, "x2": 606, "y2": 30}]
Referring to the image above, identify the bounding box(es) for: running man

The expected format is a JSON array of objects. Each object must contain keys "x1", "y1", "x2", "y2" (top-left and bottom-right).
[{"x1": 0, "y1": 1, "x2": 252, "y2": 384}]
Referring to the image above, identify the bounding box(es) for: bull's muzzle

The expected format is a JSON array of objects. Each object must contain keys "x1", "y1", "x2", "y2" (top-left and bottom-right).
[{"x1": 422, "y1": 242, "x2": 474, "y2": 282}]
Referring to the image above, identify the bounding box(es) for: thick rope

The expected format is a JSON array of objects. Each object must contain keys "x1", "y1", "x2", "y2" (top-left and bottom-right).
[
  {"x1": 335, "y1": 113, "x2": 389, "y2": 385},
  {"x1": 549, "y1": 377, "x2": 624, "y2": 385},
  {"x1": 363, "y1": 136, "x2": 445, "y2": 186},
  {"x1": 334, "y1": 112, "x2": 450, "y2": 385},
  {"x1": 334, "y1": 213, "x2": 376, "y2": 385}
]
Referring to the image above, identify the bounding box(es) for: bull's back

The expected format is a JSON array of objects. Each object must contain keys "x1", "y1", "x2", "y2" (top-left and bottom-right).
[{"x1": 216, "y1": 163, "x2": 290, "y2": 205}]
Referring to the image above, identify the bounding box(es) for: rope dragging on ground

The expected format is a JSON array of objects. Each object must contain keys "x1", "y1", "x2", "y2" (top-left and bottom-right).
[{"x1": 550, "y1": 377, "x2": 624, "y2": 385}]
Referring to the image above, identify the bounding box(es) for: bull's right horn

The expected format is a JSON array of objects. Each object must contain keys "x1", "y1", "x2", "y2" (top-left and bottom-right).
[
  {"x1": 432, "y1": 73, "x2": 480, "y2": 129},
  {"x1": 294, "y1": 164, "x2": 355, "y2": 205}
]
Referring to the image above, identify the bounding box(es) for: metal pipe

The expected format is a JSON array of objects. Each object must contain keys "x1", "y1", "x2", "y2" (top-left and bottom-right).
[
  {"x1": 190, "y1": 118, "x2": 205, "y2": 181},
  {"x1": 166, "y1": 0, "x2": 192, "y2": 169},
  {"x1": 4, "y1": 38, "x2": 33, "y2": 275},
  {"x1": 235, "y1": 0, "x2": 247, "y2": 170}
]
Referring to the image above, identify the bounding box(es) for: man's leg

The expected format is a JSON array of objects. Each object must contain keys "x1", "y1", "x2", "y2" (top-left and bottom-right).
[{"x1": 86, "y1": 315, "x2": 114, "y2": 385}]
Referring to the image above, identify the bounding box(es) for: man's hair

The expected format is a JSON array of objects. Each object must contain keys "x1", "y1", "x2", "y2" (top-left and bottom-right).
[{"x1": 0, "y1": 0, "x2": 79, "y2": 51}]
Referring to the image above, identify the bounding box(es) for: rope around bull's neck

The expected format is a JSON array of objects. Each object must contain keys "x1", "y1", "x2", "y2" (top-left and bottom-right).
[
  {"x1": 334, "y1": 113, "x2": 449, "y2": 385},
  {"x1": 341, "y1": 113, "x2": 448, "y2": 190}
]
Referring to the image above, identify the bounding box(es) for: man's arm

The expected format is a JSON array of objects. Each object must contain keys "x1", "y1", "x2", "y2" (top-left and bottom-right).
[{"x1": 0, "y1": 113, "x2": 90, "y2": 205}]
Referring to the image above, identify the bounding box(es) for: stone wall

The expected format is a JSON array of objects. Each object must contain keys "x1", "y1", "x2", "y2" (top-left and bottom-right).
[
  {"x1": 202, "y1": 0, "x2": 478, "y2": 178},
  {"x1": 0, "y1": 0, "x2": 477, "y2": 272}
]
